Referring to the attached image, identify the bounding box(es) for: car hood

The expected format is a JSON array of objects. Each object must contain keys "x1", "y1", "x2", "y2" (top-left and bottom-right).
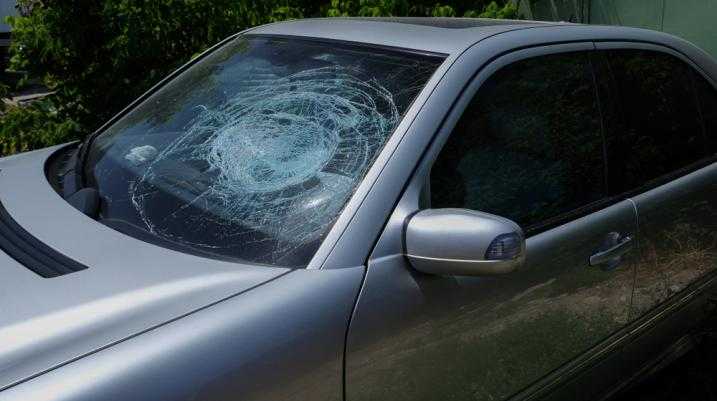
[{"x1": 0, "y1": 145, "x2": 289, "y2": 391}]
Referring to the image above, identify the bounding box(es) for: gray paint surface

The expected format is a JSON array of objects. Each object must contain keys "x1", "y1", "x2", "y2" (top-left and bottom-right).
[
  {"x1": 251, "y1": 18, "x2": 551, "y2": 54},
  {"x1": 1, "y1": 266, "x2": 365, "y2": 401},
  {"x1": 0, "y1": 146, "x2": 288, "y2": 391}
]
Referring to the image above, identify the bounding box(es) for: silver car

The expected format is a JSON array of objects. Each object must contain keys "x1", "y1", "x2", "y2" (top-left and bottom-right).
[{"x1": 1, "y1": 17, "x2": 715, "y2": 401}]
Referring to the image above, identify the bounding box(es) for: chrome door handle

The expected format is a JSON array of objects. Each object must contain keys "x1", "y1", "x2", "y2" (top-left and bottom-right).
[{"x1": 589, "y1": 235, "x2": 633, "y2": 267}]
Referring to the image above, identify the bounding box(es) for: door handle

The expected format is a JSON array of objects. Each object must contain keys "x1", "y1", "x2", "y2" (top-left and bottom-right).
[{"x1": 590, "y1": 235, "x2": 633, "y2": 268}]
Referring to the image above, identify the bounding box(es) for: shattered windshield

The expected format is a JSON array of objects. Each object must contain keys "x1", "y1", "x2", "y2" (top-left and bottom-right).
[{"x1": 84, "y1": 35, "x2": 444, "y2": 266}]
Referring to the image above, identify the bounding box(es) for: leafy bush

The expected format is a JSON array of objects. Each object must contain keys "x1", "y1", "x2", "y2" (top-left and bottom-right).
[
  {"x1": 325, "y1": 0, "x2": 513, "y2": 17},
  {"x1": 3, "y1": 0, "x2": 301, "y2": 147},
  {"x1": 0, "y1": 0, "x2": 516, "y2": 157},
  {"x1": 468, "y1": 1, "x2": 518, "y2": 18},
  {"x1": 0, "y1": 82, "x2": 7, "y2": 112},
  {"x1": 0, "y1": 100, "x2": 79, "y2": 155}
]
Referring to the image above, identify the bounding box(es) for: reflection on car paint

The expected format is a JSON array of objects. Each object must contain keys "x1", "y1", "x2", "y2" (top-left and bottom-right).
[
  {"x1": 632, "y1": 195, "x2": 717, "y2": 315},
  {"x1": 348, "y1": 252, "x2": 636, "y2": 401}
]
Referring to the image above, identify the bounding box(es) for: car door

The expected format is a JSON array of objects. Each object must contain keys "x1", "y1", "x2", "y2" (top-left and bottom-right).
[
  {"x1": 345, "y1": 44, "x2": 639, "y2": 401},
  {"x1": 592, "y1": 44, "x2": 717, "y2": 356}
]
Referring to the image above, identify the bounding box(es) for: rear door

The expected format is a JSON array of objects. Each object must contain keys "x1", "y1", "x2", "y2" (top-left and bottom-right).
[
  {"x1": 345, "y1": 44, "x2": 639, "y2": 401},
  {"x1": 594, "y1": 45, "x2": 717, "y2": 316}
]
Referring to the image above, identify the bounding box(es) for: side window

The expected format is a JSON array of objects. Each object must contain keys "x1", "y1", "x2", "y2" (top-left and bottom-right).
[
  {"x1": 693, "y1": 70, "x2": 717, "y2": 155},
  {"x1": 430, "y1": 52, "x2": 607, "y2": 231},
  {"x1": 603, "y1": 49, "x2": 709, "y2": 194}
]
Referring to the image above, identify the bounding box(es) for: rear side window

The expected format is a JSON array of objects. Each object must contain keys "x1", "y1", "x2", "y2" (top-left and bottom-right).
[
  {"x1": 430, "y1": 52, "x2": 606, "y2": 231},
  {"x1": 602, "y1": 49, "x2": 709, "y2": 194},
  {"x1": 693, "y1": 70, "x2": 717, "y2": 155}
]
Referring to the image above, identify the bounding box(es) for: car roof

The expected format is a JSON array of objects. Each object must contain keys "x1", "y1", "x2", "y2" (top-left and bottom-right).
[
  {"x1": 249, "y1": 17, "x2": 558, "y2": 55},
  {"x1": 249, "y1": 18, "x2": 717, "y2": 76}
]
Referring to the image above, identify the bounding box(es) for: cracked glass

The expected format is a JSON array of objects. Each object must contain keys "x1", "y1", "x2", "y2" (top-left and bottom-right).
[{"x1": 84, "y1": 35, "x2": 444, "y2": 266}]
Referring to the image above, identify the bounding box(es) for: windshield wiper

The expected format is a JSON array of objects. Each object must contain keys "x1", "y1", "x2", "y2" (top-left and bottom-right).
[
  {"x1": 73, "y1": 135, "x2": 92, "y2": 188},
  {"x1": 56, "y1": 143, "x2": 101, "y2": 218},
  {"x1": 67, "y1": 187, "x2": 100, "y2": 218}
]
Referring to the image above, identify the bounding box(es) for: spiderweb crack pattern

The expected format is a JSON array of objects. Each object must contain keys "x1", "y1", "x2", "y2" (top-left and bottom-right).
[{"x1": 131, "y1": 65, "x2": 399, "y2": 262}]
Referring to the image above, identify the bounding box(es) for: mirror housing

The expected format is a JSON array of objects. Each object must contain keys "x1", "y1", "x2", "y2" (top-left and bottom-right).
[{"x1": 404, "y1": 209, "x2": 525, "y2": 276}]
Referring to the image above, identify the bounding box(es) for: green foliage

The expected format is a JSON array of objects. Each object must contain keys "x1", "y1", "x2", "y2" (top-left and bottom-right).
[
  {"x1": 0, "y1": 100, "x2": 80, "y2": 155},
  {"x1": 0, "y1": 0, "x2": 518, "y2": 157},
  {"x1": 325, "y1": 0, "x2": 513, "y2": 17},
  {"x1": 6, "y1": 0, "x2": 301, "y2": 132},
  {"x1": 327, "y1": 0, "x2": 411, "y2": 17},
  {"x1": 0, "y1": 83, "x2": 7, "y2": 113},
  {"x1": 431, "y1": 4, "x2": 456, "y2": 17},
  {"x1": 470, "y1": 1, "x2": 518, "y2": 19}
]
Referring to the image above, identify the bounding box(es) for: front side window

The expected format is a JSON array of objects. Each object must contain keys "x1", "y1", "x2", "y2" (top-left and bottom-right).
[
  {"x1": 430, "y1": 52, "x2": 606, "y2": 232},
  {"x1": 84, "y1": 36, "x2": 444, "y2": 266}
]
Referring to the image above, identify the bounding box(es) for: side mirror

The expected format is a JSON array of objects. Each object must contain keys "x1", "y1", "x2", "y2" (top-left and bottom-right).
[{"x1": 404, "y1": 209, "x2": 525, "y2": 276}]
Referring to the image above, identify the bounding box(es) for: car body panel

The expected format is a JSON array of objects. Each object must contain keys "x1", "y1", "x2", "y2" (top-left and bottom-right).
[
  {"x1": 249, "y1": 18, "x2": 548, "y2": 54},
  {"x1": 346, "y1": 202, "x2": 638, "y2": 401},
  {"x1": 632, "y1": 152, "x2": 717, "y2": 314},
  {"x1": 0, "y1": 146, "x2": 290, "y2": 391},
  {"x1": 337, "y1": 25, "x2": 716, "y2": 401},
  {"x1": 590, "y1": 41, "x2": 717, "y2": 316},
  {"x1": 0, "y1": 266, "x2": 365, "y2": 401},
  {"x1": 517, "y1": 267, "x2": 717, "y2": 401},
  {"x1": 344, "y1": 40, "x2": 641, "y2": 401}
]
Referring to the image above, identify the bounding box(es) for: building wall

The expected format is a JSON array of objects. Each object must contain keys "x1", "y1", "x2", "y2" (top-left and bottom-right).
[{"x1": 516, "y1": 0, "x2": 717, "y2": 59}]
